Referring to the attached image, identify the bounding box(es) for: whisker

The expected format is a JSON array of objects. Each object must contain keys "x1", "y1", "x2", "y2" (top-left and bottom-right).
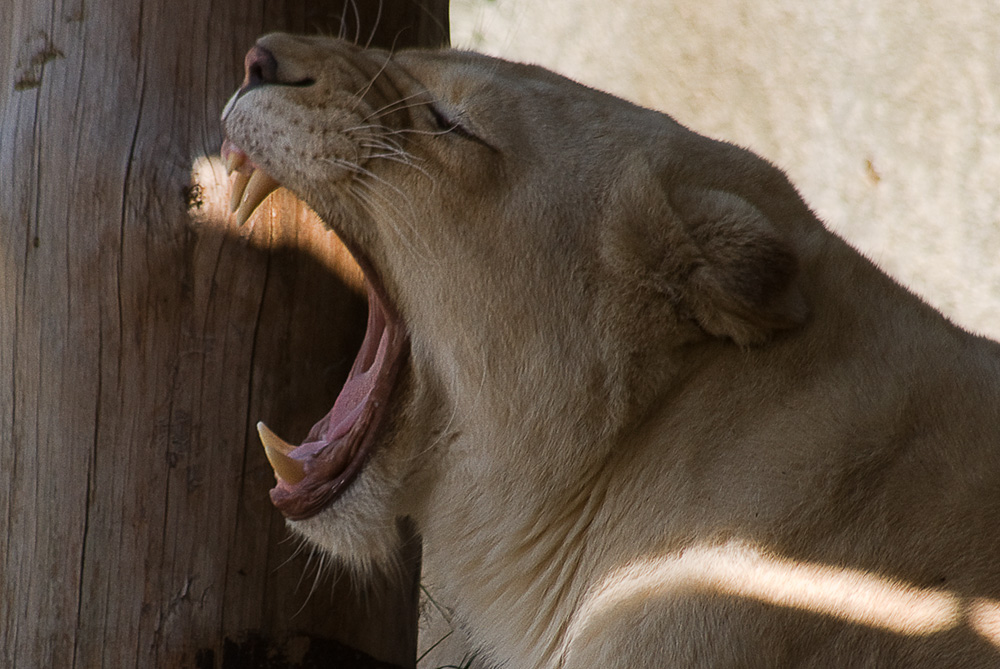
[
  {"x1": 359, "y1": 137, "x2": 409, "y2": 156},
  {"x1": 291, "y1": 550, "x2": 323, "y2": 618},
  {"x1": 295, "y1": 544, "x2": 319, "y2": 596},
  {"x1": 343, "y1": 123, "x2": 393, "y2": 134},
  {"x1": 349, "y1": 0, "x2": 362, "y2": 46},
  {"x1": 409, "y1": 0, "x2": 450, "y2": 44},
  {"x1": 317, "y1": 151, "x2": 437, "y2": 262},
  {"x1": 367, "y1": 151, "x2": 406, "y2": 161},
  {"x1": 358, "y1": 140, "x2": 416, "y2": 160},
  {"x1": 306, "y1": 552, "x2": 329, "y2": 605},
  {"x1": 324, "y1": 157, "x2": 412, "y2": 203},
  {"x1": 351, "y1": 53, "x2": 396, "y2": 112},
  {"x1": 337, "y1": 0, "x2": 351, "y2": 41},
  {"x1": 350, "y1": 179, "x2": 435, "y2": 263},
  {"x1": 273, "y1": 535, "x2": 311, "y2": 573},
  {"x1": 365, "y1": 0, "x2": 384, "y2": 49},
  {"x1": 368, "y1": 153, "x2": 435, "y2": 182},
  {"x1": 361, "y1": 92, "x2": 432, "y2": 123},
  {"x1": 350, "y1": 180, "x2": 420, "y2": 240},
  {"x1": 383, "y1": 126, "x2": 454, "y2": 138}
]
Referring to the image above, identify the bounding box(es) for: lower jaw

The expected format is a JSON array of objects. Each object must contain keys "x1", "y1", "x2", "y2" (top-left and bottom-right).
[{"x1": 267, "y1": 278, "x2": 410, "y2": 521}]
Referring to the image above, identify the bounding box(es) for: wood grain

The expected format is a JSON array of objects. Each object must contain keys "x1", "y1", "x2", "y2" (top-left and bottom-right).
[{"x1": 0, "y1": 1, "x2": 447, "y2": 666}]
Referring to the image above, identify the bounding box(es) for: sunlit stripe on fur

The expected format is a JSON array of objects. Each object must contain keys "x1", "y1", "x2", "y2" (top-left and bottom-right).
[{"x1": 573, "y1": 542, "x2": 966, "y2": 640}]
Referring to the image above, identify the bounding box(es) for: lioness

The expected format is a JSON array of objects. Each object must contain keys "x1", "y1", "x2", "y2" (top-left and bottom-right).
[{"x1": 221, "y1": 33, "x2": 1000, "y2": 667}]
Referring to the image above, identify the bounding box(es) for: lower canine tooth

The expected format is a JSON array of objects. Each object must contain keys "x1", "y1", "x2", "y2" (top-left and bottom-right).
[
  {"x1": 257, "y1": 421, "x2": 306, "y2": 484},
  {"x1": 235, "y1": 170, "x2": 280, "y2": 226}
]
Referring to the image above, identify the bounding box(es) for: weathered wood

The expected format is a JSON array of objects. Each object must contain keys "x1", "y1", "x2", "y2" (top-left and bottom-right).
[{"x1": 0, "y1": 1, "x2": 446, "y2": 667}]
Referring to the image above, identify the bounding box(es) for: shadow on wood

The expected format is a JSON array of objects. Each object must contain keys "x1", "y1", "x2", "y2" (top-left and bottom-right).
[{"x1": 0, "y1": 0, "x2": 445, "y2": 666}]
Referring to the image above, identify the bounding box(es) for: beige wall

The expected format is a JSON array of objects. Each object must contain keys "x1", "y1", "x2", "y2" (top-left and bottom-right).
[
  {"x1": 419, "y1": 2, "x2": 1000, "y2": 665},
  {"x1": 451, "y1": 0, "x2": 1000, "y2": 339}
]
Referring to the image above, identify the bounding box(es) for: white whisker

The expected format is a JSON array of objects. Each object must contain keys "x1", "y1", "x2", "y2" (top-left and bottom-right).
[
  {"x1": 384, "y1": 126, "x2": 454, "y2": 138},
  {"x1": 274, "y1": 535, "x2": 310, "y2": 573},
  {"x1": 359, "y1": 138, "x2": 409, "y2": 156},
  {"x1": 365, "y1": 0, "x2": 384, "y2": 49},
  {"x1": 351, "y1": 53, "x2": 397, "y2": 112},
  {"x1": 369, "y1": 153, "x2": 435, "y2": 182},
  {"x1": 343, "y1": 123, "x2": 393, "y2": 135},
  {"x1": 349, "y1": 179, "x2": 431, "y2": 262},
  {"x1": 349, "y1": 0, "x2": 362, "y2": 45},
  {"x1": 362, "y1": 93, "x2": 433, "y2": 123}
]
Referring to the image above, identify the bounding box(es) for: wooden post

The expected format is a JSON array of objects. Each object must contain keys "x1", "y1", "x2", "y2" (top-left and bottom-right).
[{"x1": 0, "y1": 1, "x2": 447, "y2": 667}]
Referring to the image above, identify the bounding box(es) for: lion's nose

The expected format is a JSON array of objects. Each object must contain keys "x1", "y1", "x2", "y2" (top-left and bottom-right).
[{"x1": 242, "y1": 45, "x2": 279, "y2": 92}]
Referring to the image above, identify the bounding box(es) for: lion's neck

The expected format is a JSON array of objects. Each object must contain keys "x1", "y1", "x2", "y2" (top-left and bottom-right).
[
  {"x1": 416, "y1": 232, "x2": 1000, "y2": 667},
  {"x1": 418, "y1": 450, "x2": 615, "y2": 668}
]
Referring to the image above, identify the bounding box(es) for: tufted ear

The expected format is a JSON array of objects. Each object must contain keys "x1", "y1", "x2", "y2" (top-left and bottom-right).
[{"x1": 673, "y1": 188, "x2": 808, "y2": 346}]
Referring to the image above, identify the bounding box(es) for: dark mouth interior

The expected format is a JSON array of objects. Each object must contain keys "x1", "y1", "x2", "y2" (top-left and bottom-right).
[
  {"x1": 266, "y1": 233, "x2": 409, "y2": 520},
  {"x1": 297, "y1": 284, "x2": 391, "y2": 457},
  {"x1": 221, "y1": 130, "x2": 408, "y2": 519}
]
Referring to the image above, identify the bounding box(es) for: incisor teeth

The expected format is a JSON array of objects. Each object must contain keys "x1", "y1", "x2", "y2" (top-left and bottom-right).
[
  {"x1": 235, "y1": 170, "x2": 280, "y2": 226},
  {"x1": 257, "y1": 421, "x2": 306, "y2": 484}
]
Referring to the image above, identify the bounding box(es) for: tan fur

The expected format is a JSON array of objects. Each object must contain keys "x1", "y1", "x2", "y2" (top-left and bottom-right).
[{"x1": 224, "y1": 34, "x2": 1000, "y2": 667}]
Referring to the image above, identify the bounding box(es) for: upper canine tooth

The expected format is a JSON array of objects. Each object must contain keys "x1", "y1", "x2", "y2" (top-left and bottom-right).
[
  {"x1": 235, "y1": 169, "x2": 280, "y2": 226},
  {"x1": 225, "y1": 150, "x2": 246, "y2": 175},
  {"x1": 257, "y1": 421, "x2": 305, "y2": 484},
  {"x1": 230, "y1": 170, "x2": 251, "y2": 213}
]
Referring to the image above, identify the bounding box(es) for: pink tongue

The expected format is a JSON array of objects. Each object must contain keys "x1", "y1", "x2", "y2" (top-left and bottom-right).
[{"x1": 295, "y1": 287, "x2": 389, "y2": 458}]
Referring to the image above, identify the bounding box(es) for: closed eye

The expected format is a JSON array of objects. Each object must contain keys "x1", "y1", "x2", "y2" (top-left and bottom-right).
[
  {"x1": 428, "y1": 104, "x2": 498, "y2": 152},
  {"x1": 430, "y1": 104, "x2": 479, "y2": 142}
]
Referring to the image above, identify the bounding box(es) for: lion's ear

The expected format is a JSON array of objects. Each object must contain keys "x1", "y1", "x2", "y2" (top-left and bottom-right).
[{"x1": 673, "y1": 188, "x2": 808, "y2": 346}]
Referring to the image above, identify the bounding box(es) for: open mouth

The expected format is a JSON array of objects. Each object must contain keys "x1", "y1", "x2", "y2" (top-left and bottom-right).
[{"x1": 222, "y1": 138, "x2": 409, "y2": 520}]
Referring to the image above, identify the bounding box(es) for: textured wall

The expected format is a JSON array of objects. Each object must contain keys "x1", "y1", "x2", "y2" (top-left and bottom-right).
[{"x1": 451, "y1": 0, "x2": 1000, "y2": 339}]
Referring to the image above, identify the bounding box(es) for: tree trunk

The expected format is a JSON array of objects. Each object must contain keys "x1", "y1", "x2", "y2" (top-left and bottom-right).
[{"x1": 0, "y1": 1, "x2": 447, "y2": 667}]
